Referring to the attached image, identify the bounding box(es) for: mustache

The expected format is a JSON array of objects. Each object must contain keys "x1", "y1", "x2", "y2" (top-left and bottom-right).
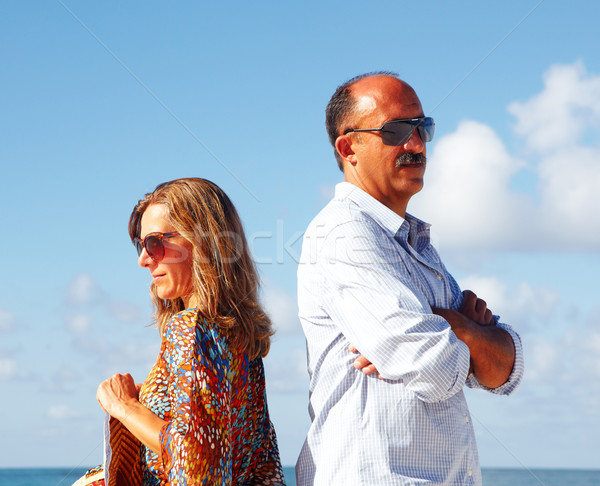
[{"x1": 395, "y1": 152, "x2": 426, "y2": 167}]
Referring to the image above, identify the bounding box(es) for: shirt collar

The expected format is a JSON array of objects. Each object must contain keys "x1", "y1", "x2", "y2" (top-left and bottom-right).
[
  {"x1": 335, "y1": 182, "x2": 405, "y2": 235},
  {"x1": 334, "y1": 182, "x2": 432, "y2": 249}
]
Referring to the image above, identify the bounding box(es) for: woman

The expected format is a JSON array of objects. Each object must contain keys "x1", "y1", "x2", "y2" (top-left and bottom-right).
[{"x1": 93, "y1": 178, "x2": 284, "y2": 485}]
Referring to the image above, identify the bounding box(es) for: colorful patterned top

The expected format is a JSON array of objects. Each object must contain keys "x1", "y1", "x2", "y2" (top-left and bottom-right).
[{"x1": 138, "y1": 308, "x2": 284, "y2": 485}]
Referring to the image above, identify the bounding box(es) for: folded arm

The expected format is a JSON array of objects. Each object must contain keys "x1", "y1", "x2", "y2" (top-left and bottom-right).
[
  {"x1": 434, "y1": 289, "x2": 515, "y2": 388},
  {"x1": 308, "y1": 221, "x2": 471, "y2": 402},
  {"x1": 353, "y1": 290, "x2": 518, "y2": 389}
]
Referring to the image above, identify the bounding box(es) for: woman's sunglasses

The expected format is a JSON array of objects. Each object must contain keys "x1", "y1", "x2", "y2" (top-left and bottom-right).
[
  {"x1": 343, "y1": 117, "x2": 435, "y2": 146},
  {"x1": 134, "y1": 231, "x2": 180, "y2": 262}
]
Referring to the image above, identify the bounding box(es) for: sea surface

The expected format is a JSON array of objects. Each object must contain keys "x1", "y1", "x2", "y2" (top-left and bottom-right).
[{"x1": 1, "y1": 467, "x2": 599, "y2": 485}]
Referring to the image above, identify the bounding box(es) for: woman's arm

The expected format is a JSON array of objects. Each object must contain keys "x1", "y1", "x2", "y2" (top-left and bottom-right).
[{"x1": 97, "y1": 372, "x2": 166, "y2": 455}]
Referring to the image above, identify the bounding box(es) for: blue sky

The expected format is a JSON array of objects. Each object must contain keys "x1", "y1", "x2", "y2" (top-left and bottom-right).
[{"x1": 1, "y1": 0, "x2": 599, "y2": 471}]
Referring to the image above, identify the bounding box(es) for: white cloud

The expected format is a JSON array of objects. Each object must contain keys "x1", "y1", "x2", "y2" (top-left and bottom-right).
[
  {"x1": 319, "y1": 184, "x2": 335, "y2": 202},
  {"x1": 42, "y1": 364, "x2": 84, "y2": 393},
  {"x1": 457, "y1": 275, "x2": 559, "y2": 326},
  {"x1": 261, "y1": 283, "x2": 301, "y2": 334},
  {"x1": 47, "y1": 404, "x2": 86, "y2": 421},
  {"x1": 413, "y1": 120, "x2": 536, "y2": 250},
  {"x1": 515, "y1": 303, "x2": 600, "y2": 422},
  {"x1": 107, "y1": 341, "x2": 159, "y2": 368},
  {"x1": 66, "y1": 273, "x2": 101, "y2": 305},
  {"x1": 0, "y1": 357, "x2": 17, "y2": 381},
  {"x1": 106, "y1": 300, "x2": 143, "y2": 323},
  {"x1": 563, "y1": 312, "x2": 600, "y2": 380},
  {"x1": 579, "y1": 333, "x2": 600, "y2": 379},
  {"x1": 64, "y1": 273, "x2": 143, "y2": 325},
  {"x1": 526, "y1": 331, "x2": 600, "y2": 412},
  {"x1": 527, "y1": 339, "x2": 559, "y2": 381},
  {"x1": 38, "y1": 427, "x2": 65, "y2": 438},
  {"x1": 412, "y1": 61, "x2": 600, "y2": 252},
  {"x1": 264, "y1": 345, "x2": 309, "y2": 393},
  {"x1": 536, "y1": 146, "x2": 600, "y2": 247},
  {"x1": 0, "y1": 309, "x2": 15, "y2": 333},
  {"x1": 466, "y1": 300, "x2": 598, "y2": 444},
  {"x1": 73, "y1": 335, "x2": 159, "y2": 371},
  {"x1": 508, "y1": 61, "x2": 600, "y2": 153},
  {"x1": 456, "y1": 275, "x2": 509, "y2": 311},
  {"x1": 65, "y1": 313, "x2": 93, "y2": 334},
  {"x1": 260, "y1": 282, "x2": 307, "y2": 393}
]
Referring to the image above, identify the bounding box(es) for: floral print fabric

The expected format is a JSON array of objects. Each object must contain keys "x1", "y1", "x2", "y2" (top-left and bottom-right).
[{"x1": 139, "y1": 308, "x2": 284, "y2": 485}]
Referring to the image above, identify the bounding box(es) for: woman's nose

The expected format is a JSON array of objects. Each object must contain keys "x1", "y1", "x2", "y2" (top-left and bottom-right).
[{"x1": 138, "y1": 247, "x2": 152, "y2": 268}]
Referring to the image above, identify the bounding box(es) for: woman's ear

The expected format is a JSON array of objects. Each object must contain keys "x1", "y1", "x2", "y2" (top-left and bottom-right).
[{"x1": 335, "y1": 135, "x2": 357, "y2": 166}]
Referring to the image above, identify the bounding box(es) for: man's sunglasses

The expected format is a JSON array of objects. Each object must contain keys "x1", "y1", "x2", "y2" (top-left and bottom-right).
[
  {"x1": 343, "y1": 117, "x2": 435, "y2": 146},
  {"x1": 134, "y1": 231, "x2": 180, "y2": 262}
]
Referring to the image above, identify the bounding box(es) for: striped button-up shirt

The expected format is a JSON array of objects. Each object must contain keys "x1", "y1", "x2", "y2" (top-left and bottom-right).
[{"x1": 296, "y1": 182, "x2": 524, "y2": 485}]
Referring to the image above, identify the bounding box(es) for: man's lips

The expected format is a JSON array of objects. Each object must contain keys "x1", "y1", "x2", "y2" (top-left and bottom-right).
[{"x1": 397, "y1": 161, "x2": 426, "y2": 168}]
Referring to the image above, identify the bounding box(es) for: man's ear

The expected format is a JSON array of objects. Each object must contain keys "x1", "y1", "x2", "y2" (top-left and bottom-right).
[{"x1": 335, "y1": 135, "x2": 357, "y2": 166}]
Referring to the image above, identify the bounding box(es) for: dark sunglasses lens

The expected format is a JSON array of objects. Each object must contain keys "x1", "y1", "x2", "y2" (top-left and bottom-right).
[
  {"x1": 134, "y1": 238, "x2": 143, "y2": 256},
  {"x1": 381, "y1": 121, "x2": 414, "y2": 146},
  {"x1": 417, "y1": 118, "x2": 435, "y2": 142},
  {"x1": 381, "y1": 118, "x2": 435, "y2": 146},
  {"x1": 145, "y1": 235, "x2": 165, "y2": 261}
]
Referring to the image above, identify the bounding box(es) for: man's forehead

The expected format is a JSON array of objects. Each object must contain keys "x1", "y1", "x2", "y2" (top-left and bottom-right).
[
  {"x1": 354, "y1": 93, "x2": 422, "y2": 112},
  {"x1": 354, "y1": 94, "x2": 378, "y2": 113},
  {"x1": 351, "y1": 76, "x2": 422, "y2": 119}
]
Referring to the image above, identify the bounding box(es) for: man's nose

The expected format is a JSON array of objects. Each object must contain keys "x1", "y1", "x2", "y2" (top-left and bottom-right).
[{"x1": 403, "y1": 129, "x2": 425, "y2": 152}]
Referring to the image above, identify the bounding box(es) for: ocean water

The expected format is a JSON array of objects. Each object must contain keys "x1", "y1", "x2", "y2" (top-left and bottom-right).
[{"x1": 1, "y1": 467, "x2": 599, "y2": 485}]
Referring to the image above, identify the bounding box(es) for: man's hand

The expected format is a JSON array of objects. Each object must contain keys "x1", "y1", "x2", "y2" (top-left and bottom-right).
[
  {"x1": 459, "y1": 290, "x2": 495, "y2": 326},
  {"x1": 433, "y1": 291, "x2": 515, "y2": 389},
  {"x1": 349, "y1": 344, "x2": 380, "y2": 376},
  {"x1": 349, "y1": 289, "x2": 497, "y2": 377},
  {"x1": 432, "y1": 289, "x2": 495, "y2": 343},
  {"x1": 432, "y1": 289, "x2": 495, "y2": 347},
  {"x1": 349, "y1": 290, "x2": 515, "y2": 387}
]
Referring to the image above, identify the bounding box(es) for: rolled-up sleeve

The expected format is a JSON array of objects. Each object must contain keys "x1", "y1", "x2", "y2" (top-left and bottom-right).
[
  {"x1": 466, "y1": 321, "x2": 524, "y2": 395},
  {"x1": 309, "y1": 220, "x2": 471, "y2": 403}
]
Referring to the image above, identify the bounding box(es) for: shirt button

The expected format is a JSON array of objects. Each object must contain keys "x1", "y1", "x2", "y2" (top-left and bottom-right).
[
  {"x1": 435, "y1": 274, "x2": 442, "y2": 280},
  {"x1": 467, "y1": 469, "x2": 473, "y2": 476},
  {"x1": 465, "y1": 415, "x2": 470, "y2": 423}
]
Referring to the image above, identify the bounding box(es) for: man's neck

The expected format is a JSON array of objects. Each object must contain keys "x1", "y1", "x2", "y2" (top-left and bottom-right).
[{"x1": 344, "y1": 176, "x2": 409, "y2": 218}]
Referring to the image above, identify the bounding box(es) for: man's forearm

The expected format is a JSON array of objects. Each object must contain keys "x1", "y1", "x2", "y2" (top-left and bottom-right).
[
  {"x1": 433, "y1": 307, "x2": 516, "y2": 388},
  {"x1": 458, "y1": 323, "x2": 515, "y2": 388}
]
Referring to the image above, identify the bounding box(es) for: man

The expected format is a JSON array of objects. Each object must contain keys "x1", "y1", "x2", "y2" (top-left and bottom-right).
[{"x1": 296, "y1": 73, "x2": 524, "y2": 485}]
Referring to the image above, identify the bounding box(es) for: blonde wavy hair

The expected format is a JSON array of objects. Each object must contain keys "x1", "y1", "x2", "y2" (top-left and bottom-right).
[{"x1": 128, "y1": 178, "x2": 273, "y2": 359}]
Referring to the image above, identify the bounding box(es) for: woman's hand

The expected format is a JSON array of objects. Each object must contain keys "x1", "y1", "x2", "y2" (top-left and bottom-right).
[
  {"x1": 97, "y1": 373, "x2": 166, "y2": 456},
  {"x1": 97, "y1": 373, "x2": 140, "y2": 422}
]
